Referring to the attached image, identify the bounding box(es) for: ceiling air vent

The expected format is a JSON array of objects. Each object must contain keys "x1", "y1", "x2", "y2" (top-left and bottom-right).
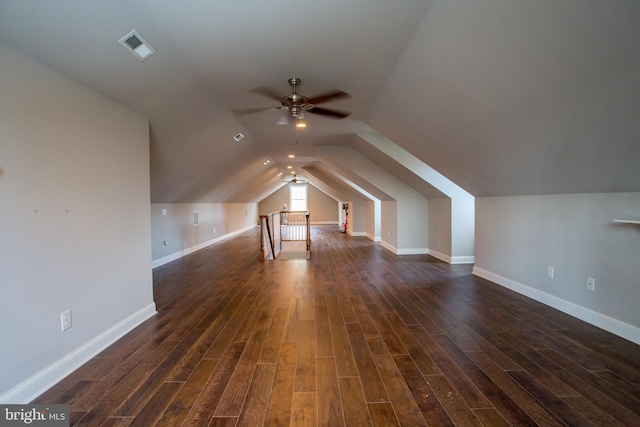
[{"x1": 119, "y1": 30, "x2": 155, "y2": 61}]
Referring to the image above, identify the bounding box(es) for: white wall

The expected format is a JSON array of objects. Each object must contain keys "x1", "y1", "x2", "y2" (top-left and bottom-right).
[
  {"x1": 356, "y1": 130, "x2": 473, "y2": 261},
  {"x1": 315, "y1": 144, "x2": 428, "y2": 253},
  {"x1": 151, "y1": 202, "x2": 258, "y2": 267},
  {"x1": 259, "y1": 185, "x2": 289, "y2": 215},
  {"x1": 428, "y1": 198, "x2": 452, "y2": 261},
  {"x1": 366, "y1": 200, "x2": 382, "y2": 241},
  {"x1": 451, "y1": 196, "x2": 475, "y2": 263},
  {"x1": 397, "y1": 192, "x2": 429, "y2": 255},
  {"x1": 348, "y1": 198, "x2": 368, "y2": 236},
  {"x1": 380, "y1": 201, "x2": 398, "y2": 252},
  {"x1": 0, "y1": 44, "x2": 155, "y2": 402},
  {"x1": 307, "y1": 185, "x2": 340, "y2": 224},
  {"x1": 474, "y1": 192, "x2": 640, "y2": 344}
]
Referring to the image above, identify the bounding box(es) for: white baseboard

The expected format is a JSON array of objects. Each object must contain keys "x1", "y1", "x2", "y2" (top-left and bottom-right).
[
  {"x1": 451, "y1": 255, "x2": 475, "y2": 264},
  {"x1": 380, "y1": 240, "x2": 397, "y2": 254},
  {"x1": 472, "y1": 267, "x2": 640, "y2": 345},
  {"x1": 349, "y1": 231, "x2": 367, "y2": 237},
  {"x1": 376, "y1": 245, "x2": 473, "y2": 264},
  {"x1": 426, "y1": 250, "x2": 475, "y2": 264},
  {"x1": 0, "y1": 303, "x2": 157, "y2": 404},
  {"x1": 152, "y1": 225, "x2": 256, "y2": 269},
  {"x1": 379, "y1": 242, "x2": 429, "y2": 256},
  {"x1": 428, "y1": 250, "x2": 450, "y2": 263},
  {"x1": 366, "y1": 233, "x2": 381, "y2": 242},
  {"x1": 397, "y1": 247, "x2": 429, "y2": 255}
]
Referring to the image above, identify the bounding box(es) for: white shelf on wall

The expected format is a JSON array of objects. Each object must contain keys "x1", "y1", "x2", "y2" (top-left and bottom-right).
[{"x1": 613, "y1": 219, "x2": 640, "y2": 225}]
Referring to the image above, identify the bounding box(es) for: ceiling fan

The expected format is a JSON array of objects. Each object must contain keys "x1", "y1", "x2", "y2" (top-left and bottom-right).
[
  {"x1": 283, "y1": 174, "x2": 307, "y2": 184},
  {"x1": 233, "y1": 78, "x2": 351, "y2": 123}
]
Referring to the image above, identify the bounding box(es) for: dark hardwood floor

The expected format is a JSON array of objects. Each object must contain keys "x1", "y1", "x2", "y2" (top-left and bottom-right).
[{"x1": 35, "y1": 225, "x2": 640, "y2": 426}]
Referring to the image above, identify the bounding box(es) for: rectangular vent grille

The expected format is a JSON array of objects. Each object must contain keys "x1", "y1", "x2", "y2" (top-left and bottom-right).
[
  {"x1": 119, "y1": 30, "x2": 155, "y2": 61},
  {"x1": 124, "y1": 34, "x2": 143, "y2": 50},
  {"x1": 193, "y1": 211, "x2": 199, "y2": 225}
]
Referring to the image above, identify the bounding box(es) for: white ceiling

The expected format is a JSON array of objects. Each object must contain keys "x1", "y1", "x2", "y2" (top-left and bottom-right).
[{"x1": 1, "y1": 0, "x2": 639, "y2": 202}]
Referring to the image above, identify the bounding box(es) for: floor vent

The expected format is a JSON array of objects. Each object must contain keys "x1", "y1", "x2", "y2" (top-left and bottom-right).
[{"x1": 119, "y1": 30, "x2": 155, "y2": 61}]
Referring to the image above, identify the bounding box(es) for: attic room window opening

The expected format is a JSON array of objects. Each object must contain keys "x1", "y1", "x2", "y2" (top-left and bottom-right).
[{"x1": 290, "y1": 184, "x2": 307, "y2": 211}]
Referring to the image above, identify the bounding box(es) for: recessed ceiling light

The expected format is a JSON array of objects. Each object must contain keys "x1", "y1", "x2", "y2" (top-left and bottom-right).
[
  {"x1": 296, "y1": 122, "x2": 306, "y2": 128},
  {"x1": 287, "y1": 165, "x2": 292, "y2": 169},
  {"x1": 288, "y1": 154, "x2": 295, "y2": 158},
  {"x1": 263, "y1": 159, "x2": 271, "y2": 166}
]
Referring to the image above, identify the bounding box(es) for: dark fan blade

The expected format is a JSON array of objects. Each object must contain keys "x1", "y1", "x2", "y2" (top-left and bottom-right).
[
  {"x1": 308, "y1": 106, "x2": 351, "y2": 119},
  {"x1": 232, "y1": 106, "x2": 279, "y2": 115},
  {"x1": 249, "y1": 86, "x2": 284, "y2": 102},
  {"x1": 307, "y1": 89, "x2": 350, "y2": 105}
]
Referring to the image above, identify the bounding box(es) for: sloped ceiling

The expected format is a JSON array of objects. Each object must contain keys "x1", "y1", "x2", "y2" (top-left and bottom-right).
[
  {"x1": 1, "y1": 0, "x2": 638, "y2": 202},
  {"x1": 366, "y1": 0, "x2": 640, "y2": 197}
]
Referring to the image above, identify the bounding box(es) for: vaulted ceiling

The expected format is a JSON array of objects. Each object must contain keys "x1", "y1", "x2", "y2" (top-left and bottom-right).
[{"x1": 1, "y1": 0, "x2": 638, "y2": 203}]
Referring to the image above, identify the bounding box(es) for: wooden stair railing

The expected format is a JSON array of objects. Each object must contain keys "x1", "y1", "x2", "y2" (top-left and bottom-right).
[
  {"x1": 259, "y1": 211, "x2": 281, "y2": 261},
  {"x1": 260, "y1": 210, "x2": 310, "y2": 260}
]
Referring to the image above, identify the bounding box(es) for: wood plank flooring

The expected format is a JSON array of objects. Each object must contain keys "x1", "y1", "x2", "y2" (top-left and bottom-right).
[{"x1": 35, "y1": 225, "x2": 640, "y2": 426}]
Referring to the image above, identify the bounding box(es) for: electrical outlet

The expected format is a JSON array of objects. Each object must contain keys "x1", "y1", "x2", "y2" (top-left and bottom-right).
[
  {"x1": 587, "y1": 277, "x2": 595, "y2": 291},
  {"x1": 547, "y1": 266, "x2": 554, "y2": 279},
  {"x1": 61, "y1": 310, "x2": 72, "y2": 331}
]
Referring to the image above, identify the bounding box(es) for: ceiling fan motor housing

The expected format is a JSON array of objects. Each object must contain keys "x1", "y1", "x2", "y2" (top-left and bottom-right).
[
  {"x1": 284, "y1": 79, "x2": 305, "y2": 118},
  {"x1": 287, "y1": 104, "x2": 304, "y2": 118}
]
